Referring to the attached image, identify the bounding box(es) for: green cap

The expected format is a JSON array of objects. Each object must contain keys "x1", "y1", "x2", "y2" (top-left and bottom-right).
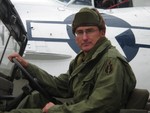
[{"x1": 72, "y1": 7, "x2": 103, "y2": 34}]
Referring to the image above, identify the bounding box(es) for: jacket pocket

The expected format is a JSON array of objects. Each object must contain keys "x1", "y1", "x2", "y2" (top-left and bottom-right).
[{"x1": 81, "y1": 78, "x2": 95, "y2": 99}]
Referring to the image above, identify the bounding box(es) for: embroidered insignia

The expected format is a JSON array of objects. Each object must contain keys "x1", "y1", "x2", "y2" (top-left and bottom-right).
[{"x1": 105, "y1": 60, "x2": 113, "y2": 74}]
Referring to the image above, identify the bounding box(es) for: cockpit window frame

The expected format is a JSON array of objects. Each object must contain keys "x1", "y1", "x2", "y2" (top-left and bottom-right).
[{"x1": 0, "y1": 0, "x2": 28, "y2": 81}]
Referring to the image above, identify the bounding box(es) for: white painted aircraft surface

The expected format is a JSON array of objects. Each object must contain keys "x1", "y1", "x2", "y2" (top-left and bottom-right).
[{"x1": 9, "y1": 0, "x2": 150, "y2": 93}]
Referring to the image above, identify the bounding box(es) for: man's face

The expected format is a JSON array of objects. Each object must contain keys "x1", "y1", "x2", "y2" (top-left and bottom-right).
[{"x1": 75, "y1": 26, "x2": 104, "y2": 53}]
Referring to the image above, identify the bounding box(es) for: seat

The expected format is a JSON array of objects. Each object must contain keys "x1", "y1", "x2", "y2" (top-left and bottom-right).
[
  {"x1": 120, "y1": 88, "x2": 149, "y2": 113},
  {"x1": 126, "y1": 88, "x2": 149, "y2": 109}
]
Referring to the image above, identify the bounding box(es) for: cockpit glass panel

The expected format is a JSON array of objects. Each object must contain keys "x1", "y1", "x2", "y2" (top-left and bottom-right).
[
  {"x1": 57, "y1": 0, "x2": 92, "y2": 6},
  {"x1": 0, "y1": 20, "x2": 20, "y2": 77}
]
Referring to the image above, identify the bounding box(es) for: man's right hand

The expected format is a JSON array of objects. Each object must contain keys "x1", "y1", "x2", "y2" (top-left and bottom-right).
[{"x1": 8, "y1": 52, "x2": 29, "y2": 68}]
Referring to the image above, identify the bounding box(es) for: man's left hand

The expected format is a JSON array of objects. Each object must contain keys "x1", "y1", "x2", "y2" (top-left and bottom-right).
[{"x1": 42, "y1": 102, "x2": 55, "y2": 113}]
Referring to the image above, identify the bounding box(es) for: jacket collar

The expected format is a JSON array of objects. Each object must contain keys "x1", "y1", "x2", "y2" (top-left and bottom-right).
[
  {"x1": 70, "y1": 37, "x2": 112, "y2": 78},
  {"x1": 78, "y1": 37, "x2": 112, "y2": 62}
]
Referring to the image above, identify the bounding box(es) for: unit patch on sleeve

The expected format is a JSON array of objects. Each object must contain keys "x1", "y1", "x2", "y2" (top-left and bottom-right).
[{"x1": 105, "y1": 60, "x2": 113, "y2": 75}]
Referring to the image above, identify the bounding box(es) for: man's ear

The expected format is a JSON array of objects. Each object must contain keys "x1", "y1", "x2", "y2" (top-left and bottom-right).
[{"x1": 101, "y1": 30, "x2": 106, "y2": 36}]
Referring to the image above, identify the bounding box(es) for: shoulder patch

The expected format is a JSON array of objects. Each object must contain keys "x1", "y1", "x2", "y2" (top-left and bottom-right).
[{"x1": 105, "y1": 60, "x2": 113, "y2": 75}]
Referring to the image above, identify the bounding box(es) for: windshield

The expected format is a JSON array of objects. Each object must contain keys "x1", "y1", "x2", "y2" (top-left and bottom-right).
[
  {"x1": 58, "y1": 0, "x2": 92, "y2": 6},
  {"x1": 57, "y1": 0, "x2": 132, "y2": 9},
  {"x1": 0, "y1": 20, "x2": 20, "y2": 77}
]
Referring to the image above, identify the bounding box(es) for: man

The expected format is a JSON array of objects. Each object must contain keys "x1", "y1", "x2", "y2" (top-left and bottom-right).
[{"x1": 6, "y1": 7, "x2": 136, "y2": 113}]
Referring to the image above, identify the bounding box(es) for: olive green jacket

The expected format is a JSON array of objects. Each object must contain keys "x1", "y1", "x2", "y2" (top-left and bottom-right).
[{"x1": 26, "y1": 38, "x2": 136, "y2": 113}]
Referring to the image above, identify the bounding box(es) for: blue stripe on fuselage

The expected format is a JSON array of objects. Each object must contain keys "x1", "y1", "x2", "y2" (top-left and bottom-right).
[{"x1": 26, "y1": 13, "x2": 150, "y2": 62}]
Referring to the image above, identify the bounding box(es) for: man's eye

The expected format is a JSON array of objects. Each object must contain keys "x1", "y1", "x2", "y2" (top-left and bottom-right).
[
  {"x1": 76, "y1": 31, "x2": 83, "y2": 34},
  {"x1": 86, "y1": 29, "x2": 94, "y2": 33}
]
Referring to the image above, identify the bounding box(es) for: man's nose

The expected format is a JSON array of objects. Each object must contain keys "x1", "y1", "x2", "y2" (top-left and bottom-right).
[{"x1": 82, "y1": 32, "x2": 88, "y2": 40}]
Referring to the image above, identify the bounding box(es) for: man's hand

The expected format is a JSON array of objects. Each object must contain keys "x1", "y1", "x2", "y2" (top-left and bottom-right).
[
  {"x1": 42, "y1": 102, "x2": 55, "y2": 113},
  {"x1": 8, "y1": 52, "x2": 28, "y2": 68}
]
